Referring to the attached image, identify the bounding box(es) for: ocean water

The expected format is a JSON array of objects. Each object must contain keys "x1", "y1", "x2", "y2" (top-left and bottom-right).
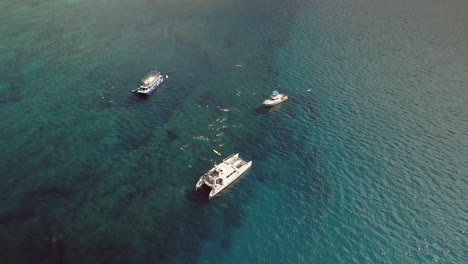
[{"x1": 0, "y1": 0, "x2": 467, "y2": 263}]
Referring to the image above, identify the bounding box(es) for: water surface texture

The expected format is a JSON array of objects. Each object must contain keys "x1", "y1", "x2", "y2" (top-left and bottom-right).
[{"x1": 0, "y1": 0, "x2": 467, "y2": 263}]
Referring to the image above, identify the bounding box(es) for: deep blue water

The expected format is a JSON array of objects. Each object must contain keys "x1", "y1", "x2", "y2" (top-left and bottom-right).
[{"x1": 0, "y1": 0, "x2": 467, "y2": 263}]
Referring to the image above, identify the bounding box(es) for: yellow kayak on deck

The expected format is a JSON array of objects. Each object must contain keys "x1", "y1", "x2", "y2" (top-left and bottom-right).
[{"x1": 213, "y1": 149, "x2": 222, "y2": 156}]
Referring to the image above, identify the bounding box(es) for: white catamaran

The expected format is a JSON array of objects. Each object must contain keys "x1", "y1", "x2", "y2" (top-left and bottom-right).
[{"x1": 196, "y1": 153, "x2": 252, "y2": 198}]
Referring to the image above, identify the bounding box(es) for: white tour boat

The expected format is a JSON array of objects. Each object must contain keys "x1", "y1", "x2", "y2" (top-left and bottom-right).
[
  {"x1": 132, "y1": 71, "x2": 165, "y2": 95},
  {"x1": 262, "y1": 90, "x2": 288, "y2": 106}
]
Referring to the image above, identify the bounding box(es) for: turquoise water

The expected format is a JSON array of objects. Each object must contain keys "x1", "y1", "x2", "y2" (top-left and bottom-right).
[{"x1": 0, "y1": 0, "x2": 467, "y2": 263}]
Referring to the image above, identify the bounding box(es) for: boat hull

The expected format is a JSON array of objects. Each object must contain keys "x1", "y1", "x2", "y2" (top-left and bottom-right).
[
  {"x1": 136, "y1": 79, "x2": 164, "y2": 95},
  {"x1": 262, "y1": 96, "x2": 288, "y2": 106}
]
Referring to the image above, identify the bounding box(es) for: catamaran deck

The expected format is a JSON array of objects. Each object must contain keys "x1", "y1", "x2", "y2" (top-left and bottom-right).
[
  {"x1": 196, "y1": 153, "x2": 252, "y2": 198},
  {"x1": 216, "y1": 156, "x2": 247, "y2": 179}
]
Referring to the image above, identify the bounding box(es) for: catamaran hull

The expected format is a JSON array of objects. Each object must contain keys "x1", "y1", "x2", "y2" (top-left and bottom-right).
[
  {"x1": 195, "y1": 153, "x2": 252, "y2": 199},
  {"x1": 208, "y1": 161, "x2": 252, "y2": 198}
]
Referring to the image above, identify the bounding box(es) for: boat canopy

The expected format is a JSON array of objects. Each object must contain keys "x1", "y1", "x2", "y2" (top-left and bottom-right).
[
  {"x1": 272, "y1": 90, "x2": 279, "y2": 95},
  {"x1": 142, "y1": 71, "x2": 161, "y2": 84}
]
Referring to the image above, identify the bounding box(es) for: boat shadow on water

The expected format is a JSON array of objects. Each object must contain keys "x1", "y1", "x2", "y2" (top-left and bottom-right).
[
  {"x1": 254, "y1": 104, "x2": 283, "y2": 114},
  {"x1": 185, "y1": 185, "x2": 211, "y2": 206},
  {"x1": 130, "y1": 92, "x2": 151, "y2": 101}
]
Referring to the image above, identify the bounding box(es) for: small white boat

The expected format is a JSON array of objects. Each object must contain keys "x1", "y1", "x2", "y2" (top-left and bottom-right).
[
  {"x1": 196, "y1": 153, "x2": 252, "y2": 198},
  {"x1": 262, "y1": 90, "x2": 288, "y2": 106}
]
